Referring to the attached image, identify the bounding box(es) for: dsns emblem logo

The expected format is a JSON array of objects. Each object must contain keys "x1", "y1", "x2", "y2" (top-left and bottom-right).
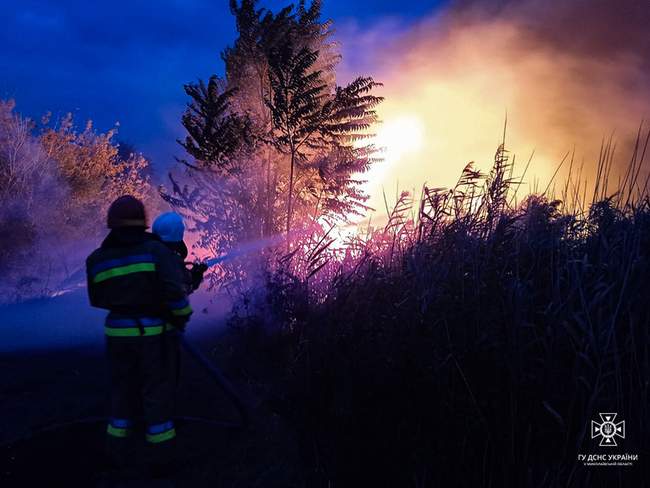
[{"x1": 591, "y1": 413, "x2": 625, "y2": 447}]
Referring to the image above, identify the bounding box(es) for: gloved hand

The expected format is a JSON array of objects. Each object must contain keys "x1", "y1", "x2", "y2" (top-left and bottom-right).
[{"x1": 189, "y1": 262, "x2": 208, "y2": 291}]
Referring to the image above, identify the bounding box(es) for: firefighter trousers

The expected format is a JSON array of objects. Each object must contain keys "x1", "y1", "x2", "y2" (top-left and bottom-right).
[{"x1": 105, "y1": 329, "x2": 181, "y2": 465}]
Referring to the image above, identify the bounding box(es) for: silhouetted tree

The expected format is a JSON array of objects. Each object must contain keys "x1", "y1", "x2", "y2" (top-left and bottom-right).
[
  {"x1": 180, "y1": 77, "x2": 253, "y2": 172},
  {"x1": 264, "y1": 33, "x2": 382, "y2": 237},
  {"x1": 169, "y1": 0, "x2": 383, "y2": 285},
  {"x1": 265, "y1": 34, "x2": 327, "y2": 236}
]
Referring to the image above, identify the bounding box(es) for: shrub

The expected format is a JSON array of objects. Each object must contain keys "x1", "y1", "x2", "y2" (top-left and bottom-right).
[{"x1": 0, "y1": 100, "x2": 154, "y2": 302}]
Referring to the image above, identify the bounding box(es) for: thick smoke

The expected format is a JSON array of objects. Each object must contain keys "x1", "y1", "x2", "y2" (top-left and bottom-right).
[{"x1": 337, "y1": 0, "x2": 650, "y2": 212}]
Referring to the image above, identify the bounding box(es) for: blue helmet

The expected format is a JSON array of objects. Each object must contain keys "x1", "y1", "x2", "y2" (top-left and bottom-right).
[{"x1": 152, "y1": 212, "x2": 185, "y2": 243}]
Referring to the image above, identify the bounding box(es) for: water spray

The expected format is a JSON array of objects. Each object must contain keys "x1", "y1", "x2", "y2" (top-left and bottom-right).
[{"x1": 198, "y1": 233, "x2": 286, "y2": 268}]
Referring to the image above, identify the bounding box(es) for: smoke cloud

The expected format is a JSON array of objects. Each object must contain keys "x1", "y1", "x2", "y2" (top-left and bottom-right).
[{"x1": 337, "y1": 0, "x2": 650, "y2": 212}]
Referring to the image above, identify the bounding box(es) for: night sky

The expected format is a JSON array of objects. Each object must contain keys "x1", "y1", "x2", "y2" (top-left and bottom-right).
[{"x1": 1, "y1": 0, "x2": 444, "y2": 172}]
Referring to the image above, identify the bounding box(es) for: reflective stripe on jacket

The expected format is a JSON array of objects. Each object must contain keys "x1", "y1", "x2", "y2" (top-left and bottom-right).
[{"x1": 86, "y1": 228, "x2": 193, "y2": 333}]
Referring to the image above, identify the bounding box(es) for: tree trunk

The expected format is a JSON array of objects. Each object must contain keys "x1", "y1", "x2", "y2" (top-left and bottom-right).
[
  {"x1": 266, "y1": 148, "x2": 272, "y2": 237},
  {"x1": 286, "y1": 148, "x2": 296, "y2": 246}
]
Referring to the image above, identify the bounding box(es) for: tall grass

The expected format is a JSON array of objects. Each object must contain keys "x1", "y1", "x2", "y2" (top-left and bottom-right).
[{"x1": 225, "y1": 129, "x2": 650, "y2": 487}]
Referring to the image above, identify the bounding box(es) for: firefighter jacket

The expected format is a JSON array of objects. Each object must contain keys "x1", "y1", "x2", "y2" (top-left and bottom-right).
[{"x1": 86, "y1": 228, "x2": 193, "y2": 336}]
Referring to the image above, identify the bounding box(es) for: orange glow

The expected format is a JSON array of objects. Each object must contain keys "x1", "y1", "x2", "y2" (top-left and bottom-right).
[{"x1": 342, "y1": 4, "x2": 650, "y2": 218}]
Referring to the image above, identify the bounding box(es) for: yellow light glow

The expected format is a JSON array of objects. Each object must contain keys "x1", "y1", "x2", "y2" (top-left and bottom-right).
[
  {"x1": 359, "y1": 114, "x2": 426, "y2": 212},
  {"x1": 376, "y1": 115, "x2": 425, "y2": 162},
  {"x1": 344, "y1": 11, "x2": 648, "y2": 223}
]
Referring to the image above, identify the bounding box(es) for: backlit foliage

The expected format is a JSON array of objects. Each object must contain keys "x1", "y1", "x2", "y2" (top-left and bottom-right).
[
  {"x1": 0, "y1": 100, "x2": 153, "y2": 301},
  {"x1": 165, "y1": 0, "x2": 382, "y2": 288}
]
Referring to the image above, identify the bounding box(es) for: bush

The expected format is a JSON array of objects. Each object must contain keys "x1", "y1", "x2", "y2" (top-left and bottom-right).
[{"x1": 0, "y1": 99, "x2": 155, "y2": 302}]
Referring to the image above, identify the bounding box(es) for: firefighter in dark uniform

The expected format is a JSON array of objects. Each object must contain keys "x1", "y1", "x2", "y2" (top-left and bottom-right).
[
  {"x1": 86, "y1": 196, "x2": 193, "y2": 472},
  {"x1": 152, "y1": 211, "x2": 206, "y2": 294},
  {"x1": 151, "y1": 211, "x2": 207, "y2": 393}
]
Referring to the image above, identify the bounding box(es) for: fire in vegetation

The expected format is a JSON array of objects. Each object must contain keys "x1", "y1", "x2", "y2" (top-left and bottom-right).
[
  {"x1": 338, "y1": 0, "x2": 650, "y2": 215},
  {"x1": 2, "y1": 0, "x2": 650, "y2": 486},
  {"x1": 161, "y1": 6, "x2": 650, "y2": 484}
]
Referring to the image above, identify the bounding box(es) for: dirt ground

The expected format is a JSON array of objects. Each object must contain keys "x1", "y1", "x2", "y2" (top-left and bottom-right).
[{"x1": 0, "y1": 337, "x2": 301, "y2": 487}]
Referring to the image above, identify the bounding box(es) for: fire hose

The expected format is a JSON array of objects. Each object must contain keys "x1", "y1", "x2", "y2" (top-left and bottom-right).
[
  {"x1": 178, "y1": 252, "x2": 251, "y2": 428},
  {"x1": 179, "y1": 333, "x2": 249, "y2": 429}
]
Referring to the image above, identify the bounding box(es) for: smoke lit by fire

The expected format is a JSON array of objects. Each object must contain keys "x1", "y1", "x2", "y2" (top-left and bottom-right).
[{"x1": 339, "y1": 0, "x2": 650, "y2": 215}]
